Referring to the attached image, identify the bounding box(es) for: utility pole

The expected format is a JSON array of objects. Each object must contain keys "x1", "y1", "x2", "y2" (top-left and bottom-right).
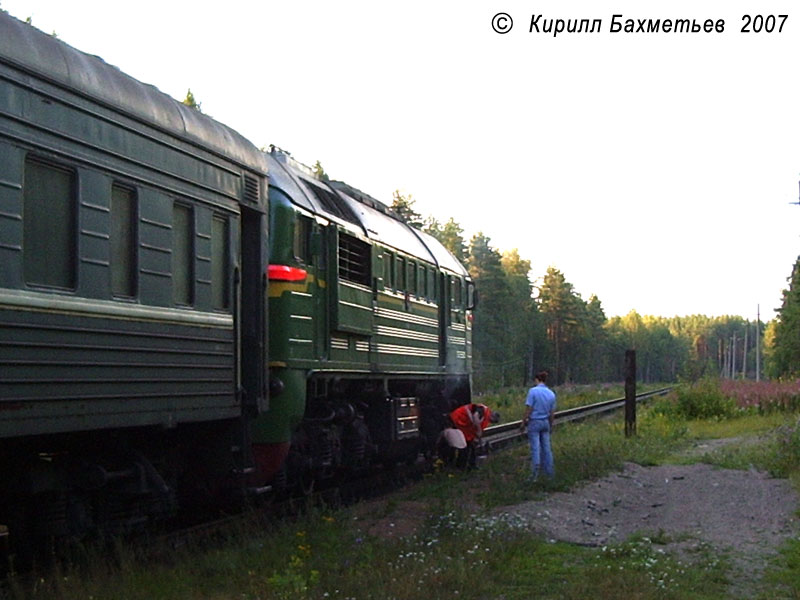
[
  {"x1": 756, "y1": 305, "x2": 761, "y2": 382},
  {"x1": 742, "y1": 327, "x2": 748, "y2": 379},
  {"x1": 625, "y1": 350, "x2": 636, "y2": 437}
]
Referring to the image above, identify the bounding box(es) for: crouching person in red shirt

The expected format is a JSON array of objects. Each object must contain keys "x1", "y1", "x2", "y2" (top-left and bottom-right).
[{"x1": 443, "y1": 403, "x2": 500, "y2": 468}]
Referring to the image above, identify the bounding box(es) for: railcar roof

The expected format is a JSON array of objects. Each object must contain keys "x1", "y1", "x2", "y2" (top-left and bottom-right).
[
  {"x1": 0, "y1": 12, "x2": 266, "y2": 175},
  {"x1": 415, "y1": 229, "x2": 469, "y2": 277},
  {"x1": 267, "y1": 149, "x2": 469, "y2": 276},
  {"x1": 335, "y1": 189, "x2": 437, "y2": 263}
]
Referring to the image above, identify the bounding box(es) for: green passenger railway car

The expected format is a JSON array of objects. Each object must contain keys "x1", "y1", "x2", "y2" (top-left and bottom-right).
[{"x1": 0, "y1": 13, "x2": 268, "y2": 546}]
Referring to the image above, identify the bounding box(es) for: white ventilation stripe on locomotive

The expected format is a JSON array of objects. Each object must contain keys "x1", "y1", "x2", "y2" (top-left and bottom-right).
[
  {"x1": 451, "y1": 323, "x2": 466, "y2": 332},
  {"x1": 333, "y1": 339, "x2": 436, "y2": 356},
  {"x1": 331, "y1": 337, "x2": 349, "y2": 350},
  {"x1": 376, "y1": 343, "x2": 439, "y2": 358},
  {"x1": 376, "y1": 326, "x2": 438, "y2": 344},
  {"x1": 341, "y1": 280, "x2": 371, "y2": 293},
  {"x1": 340, "y1": 300, "x2": 372, "y2": 312},
  {"x1": 447, "y1": 336, "x2": 466, "y2": 346},
  {"x1": 290, "y1": 338, "x2": 312, "y2": 345},
  {"x1": 374, "y1": 306, "x2": 437, "y2": 328}
]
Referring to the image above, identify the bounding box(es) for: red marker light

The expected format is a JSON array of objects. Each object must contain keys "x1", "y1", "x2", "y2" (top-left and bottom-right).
[{"x1": 268, "y1": 265, "x2": 308, "y2": 282}]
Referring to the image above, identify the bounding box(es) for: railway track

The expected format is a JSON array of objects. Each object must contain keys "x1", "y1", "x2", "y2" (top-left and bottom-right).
[
  {"x1": 134, "y1": 386, "x2": 677, "y2": 554},
  {"x1": 482, "y1": 386, "x2": 674, "y2": 450},
  {"x1": 2, "y1": 387, "x2": 675, "y2": 578}
]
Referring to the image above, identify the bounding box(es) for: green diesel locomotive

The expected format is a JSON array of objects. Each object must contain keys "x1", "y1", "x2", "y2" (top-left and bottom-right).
[{"x1": 252, "y1": 149, "x2": 474, "y2": 491}]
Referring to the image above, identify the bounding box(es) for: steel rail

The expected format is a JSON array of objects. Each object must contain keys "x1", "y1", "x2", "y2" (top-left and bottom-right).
[{"x1": 482, "y1": 387, "x2": 674, "y2": 449}]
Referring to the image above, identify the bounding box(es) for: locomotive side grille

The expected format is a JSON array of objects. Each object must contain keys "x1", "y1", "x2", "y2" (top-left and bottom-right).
[
  {"x1": 243, "y1": 174, "x2": 260, "y2": 204},
  {"x1": 338, "y1": 233, "x2": 370, "y2": 287}
]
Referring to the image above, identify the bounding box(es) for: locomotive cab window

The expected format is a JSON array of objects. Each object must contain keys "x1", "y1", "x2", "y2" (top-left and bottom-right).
[
  {"x1": 408, "y1": 260, "x2": 417, "y2": 297},
  {"x1": 293, "y1": 215, "x2": 312, "y2": 265},
  {"x1": 110, "y1": 184, "x2": 137, "y2": 298},
  {"x1": 23, "y1": 158, "x2": 76, "y2": 289},
  {"x1": 338, "y1": 232, "x2": 370, "y2": 286},
  {"x1": 466, "y1": 280, "x2": 476, "y2": 310}
]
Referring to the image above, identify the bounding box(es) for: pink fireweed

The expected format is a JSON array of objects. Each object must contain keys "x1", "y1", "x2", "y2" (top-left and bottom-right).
[{"x1": 719, "y1": 380, "x2": 800, "y2": 411}]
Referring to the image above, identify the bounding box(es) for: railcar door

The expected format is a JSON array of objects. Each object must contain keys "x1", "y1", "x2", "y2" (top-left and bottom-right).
[
  {"x1": 438, "y1": 273, "x2": 449, "y2": 367},
  {"x1": 310, "y1": 221, "x2": 329, "y2": 360},
  {"x1": 239, "y1": 205, "x2": 267, "y2": 413}
]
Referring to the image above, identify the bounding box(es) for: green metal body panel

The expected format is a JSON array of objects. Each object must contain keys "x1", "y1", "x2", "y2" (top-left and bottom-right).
[
  {"x1": 252, "y1": 366, "x2": 306, "y2": 443},
  {"x1": 0, "y1": 303, "x2": 235, "y2": 437}
]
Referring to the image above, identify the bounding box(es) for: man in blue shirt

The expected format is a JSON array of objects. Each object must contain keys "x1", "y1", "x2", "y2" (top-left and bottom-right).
[{"x1": 522, "y1": 371, "x2": 557, "y2": 480}]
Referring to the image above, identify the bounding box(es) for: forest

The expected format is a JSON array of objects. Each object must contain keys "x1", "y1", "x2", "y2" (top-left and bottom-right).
[{"x1": 390, "y1": 192, "x2": 798, "y2": 391}]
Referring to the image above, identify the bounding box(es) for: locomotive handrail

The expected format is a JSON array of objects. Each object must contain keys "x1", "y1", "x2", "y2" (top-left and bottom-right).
[{"x1": 483, "y1": 387, "x2": 674, "y2": 448}]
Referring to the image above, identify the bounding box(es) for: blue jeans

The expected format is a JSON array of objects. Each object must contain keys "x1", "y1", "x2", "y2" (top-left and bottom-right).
[{"x1": 527, "y1": 419, "x2": 554, "y2": 479}]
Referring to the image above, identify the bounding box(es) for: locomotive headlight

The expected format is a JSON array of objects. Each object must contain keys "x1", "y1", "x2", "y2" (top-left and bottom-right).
[{"x1": 269, "y1": 376, "x2": 285, "y2": 397}]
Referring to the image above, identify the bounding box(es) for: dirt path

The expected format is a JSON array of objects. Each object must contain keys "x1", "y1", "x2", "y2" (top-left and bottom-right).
[
  {"x1": 353, "y1": 437, "x2": 798, "y2": 596},
  {"x1": 495, "y1": 444, "x2": 798, "y2": 597}
]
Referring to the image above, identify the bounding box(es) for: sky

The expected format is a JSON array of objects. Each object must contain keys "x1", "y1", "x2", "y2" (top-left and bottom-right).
[{"x1": 4, "y1": 0, "x2": 799, "y2": 321}]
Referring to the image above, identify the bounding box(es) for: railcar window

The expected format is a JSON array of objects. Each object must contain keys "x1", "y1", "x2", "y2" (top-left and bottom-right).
[
  {"x1": 383, "y1": 250, "x2": 394, "y2": 289},
  {"x1": 111, "y1": 184, "x2": 136, "y2": 298},
  {"x1": 211, "y1": 214, "x2": 229, "y2": 310},
  {"x1": 419, "y1": 265, "x2": 426, "y2": 299},
  {"x1": 396, "y1": 256, "x2": 406, "y2": 292},
  {"x1": 455, "y1": 278, "x2": 463, "y2": 308},
  {"x1": 172, "y1": 203, "x2": 194, "y2": 306},
  {"x1": 338, "y1": 232, "x2": 370, "y2": 286},
  {"x1": 409, "y1": 261, "x2": 417, "y2": 297},
  {"x1": 23, "y1": 159, "x2": 76, "y2": 289}
]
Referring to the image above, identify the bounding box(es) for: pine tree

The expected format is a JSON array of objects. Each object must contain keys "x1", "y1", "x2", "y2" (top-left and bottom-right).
[
  {"x1": 767, "y1": 256, "x2": 800, "y2": 377},
  {"x1": 424, "y1": 217, "x2": 467, "y2": 262},
  {"x1": 182, "y1": 89, "x2": 202, "y2": 112},
  {"x1": 468, "y1": 233, "x2": 511, "y2": 387},
  {"x1": 313, "y1": 160, "x2": 329, "y2": 181},
  {"x1": 390, "y1": 190, "x2": 423, "y2": 229},
  {"x1": 537, "y1": 267, "x2": 583, "y2": 384}
]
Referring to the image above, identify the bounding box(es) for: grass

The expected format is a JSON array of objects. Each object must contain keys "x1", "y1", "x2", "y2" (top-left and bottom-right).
[
  {"x1": 481, "y1": 381, "x2": 671, "y2": 422},
  {"x1": 7, "y1": 379, "x2": 800, "y2": 600}
]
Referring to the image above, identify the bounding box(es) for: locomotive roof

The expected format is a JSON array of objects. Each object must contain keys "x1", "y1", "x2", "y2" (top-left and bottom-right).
[
  {"x1": 0, "y1": 12, "x2": 267, "y2": 175},
  {"x1": 266, "y1": 149, "x2": 469, "y2": 277}
]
